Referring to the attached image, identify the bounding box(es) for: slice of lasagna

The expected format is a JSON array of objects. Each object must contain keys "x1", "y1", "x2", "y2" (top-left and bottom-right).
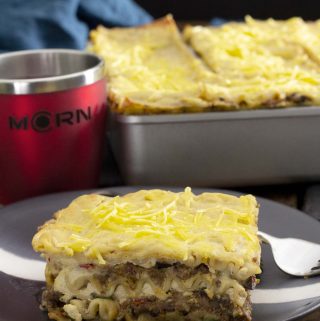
[
  {"x1": 90, "y1": 16, "x2": 216, "y2": 114},
  {"x1": 184, "y1": 16, "x2": 320, "y2": 109},
  {"x1": 32, "y1": 188, "x2": 261, "y2": 321}
]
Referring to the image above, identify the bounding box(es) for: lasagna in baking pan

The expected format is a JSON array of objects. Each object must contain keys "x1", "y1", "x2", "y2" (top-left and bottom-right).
[
  {"x1": 32, "y1": 188, "x2": 261, "y2": 321},
  {"x1": 91, "y1": 15, "x2": 320, "y2": 114}
]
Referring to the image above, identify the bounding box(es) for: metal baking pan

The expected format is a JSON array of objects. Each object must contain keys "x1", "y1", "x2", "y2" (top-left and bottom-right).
[{"x1": 108, "y1": 107, "x2": 320, "y2": 187}]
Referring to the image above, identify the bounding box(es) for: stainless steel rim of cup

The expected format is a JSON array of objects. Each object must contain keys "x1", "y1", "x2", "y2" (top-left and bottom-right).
[{"x1": 0, "y1": 49, "x2": 105, "y2": 94}]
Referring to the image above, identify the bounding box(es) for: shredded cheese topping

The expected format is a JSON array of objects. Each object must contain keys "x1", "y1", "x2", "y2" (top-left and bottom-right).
[{"x1": 32, "y1": 188, "x2": 261, "y2": 279}]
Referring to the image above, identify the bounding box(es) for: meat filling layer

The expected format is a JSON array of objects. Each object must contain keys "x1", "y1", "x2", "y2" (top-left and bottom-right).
[
  {"x1": 43, "y1": 262, "x2": 256, "y2": 321},
  {"x1": 43, "y1": 290, "x2": 252, "y2": 321}
]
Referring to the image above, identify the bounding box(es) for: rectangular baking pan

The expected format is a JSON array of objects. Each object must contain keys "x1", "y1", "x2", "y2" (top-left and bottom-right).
[{"x1": 108, "y1": 107, "x2": 320, "y2": 187}]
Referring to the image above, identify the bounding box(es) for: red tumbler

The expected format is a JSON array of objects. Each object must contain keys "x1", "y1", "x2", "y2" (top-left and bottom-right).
[{"x1": 0, "y1": 49, "x2": 107, "y2": 204}]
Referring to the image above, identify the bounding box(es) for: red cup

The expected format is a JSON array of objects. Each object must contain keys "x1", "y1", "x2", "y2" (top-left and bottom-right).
[{"x1": 0, "y1": 49, "x2": 107, "y2": 204}]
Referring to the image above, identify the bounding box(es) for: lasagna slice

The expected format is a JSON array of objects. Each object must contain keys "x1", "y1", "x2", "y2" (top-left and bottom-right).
[
  {"x1": 90, "y1": 16, "x2": 217, "y2": 114},
  {"x1": 184, "y1": 16, "x2": 320, "y2": 109},
  {"x1": 32, "y1": 188, "x2": 261, "y2": 321}
]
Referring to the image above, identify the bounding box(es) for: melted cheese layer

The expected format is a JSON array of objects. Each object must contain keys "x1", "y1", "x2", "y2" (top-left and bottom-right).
[
  {"x1": 32, "y1": 188, "x2": 261, "y2": 279},
  {"x1": 184, "y1": 16, "x2": 320, "y2": 109}
]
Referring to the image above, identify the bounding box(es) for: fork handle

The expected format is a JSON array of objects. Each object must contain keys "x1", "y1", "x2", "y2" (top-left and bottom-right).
[{"x1": 257, "y1": 231, "x2": 278, "y2": 244}]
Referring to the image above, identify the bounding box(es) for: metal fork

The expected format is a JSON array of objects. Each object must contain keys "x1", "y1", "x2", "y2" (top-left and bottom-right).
[{"x1": 258, "y1": 231, "x2": 320, "y2": 277}]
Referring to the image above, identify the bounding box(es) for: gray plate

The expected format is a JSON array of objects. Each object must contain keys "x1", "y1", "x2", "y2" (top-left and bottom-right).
[{"x1": 0, "y1": 186, "x2": 319, "y2": 321}]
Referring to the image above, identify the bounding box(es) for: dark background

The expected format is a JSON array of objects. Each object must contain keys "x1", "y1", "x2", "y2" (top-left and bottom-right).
[{"x1": 135, "y1": 0, "x2": 320, "y2": 21}]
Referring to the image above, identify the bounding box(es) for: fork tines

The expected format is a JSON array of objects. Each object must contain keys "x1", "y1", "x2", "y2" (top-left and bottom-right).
[{"x1": 311, "y1": 261, "x2": 320, "y2": 271}]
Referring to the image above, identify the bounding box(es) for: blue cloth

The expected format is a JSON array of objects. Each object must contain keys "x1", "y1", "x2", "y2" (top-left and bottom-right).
[
  {"x1": 210, "y1": 18, "x2": 243, "y2": 26},
  {"x1": 210, "y1": 18, "x2": 228, "y2": 26},
  {"x1": 0, "y1": 0, "x2": 152, "y2": 52}
]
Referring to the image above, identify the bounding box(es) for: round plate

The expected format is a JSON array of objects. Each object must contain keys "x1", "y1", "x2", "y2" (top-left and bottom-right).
[{"x1": 0, "y1": 186, "x2": 319, "y2": 321}]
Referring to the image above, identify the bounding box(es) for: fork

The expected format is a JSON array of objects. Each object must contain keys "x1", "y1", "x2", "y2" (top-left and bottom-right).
[{"x1": 258, "y1": 231, "x2": 320, "y2": 277}]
